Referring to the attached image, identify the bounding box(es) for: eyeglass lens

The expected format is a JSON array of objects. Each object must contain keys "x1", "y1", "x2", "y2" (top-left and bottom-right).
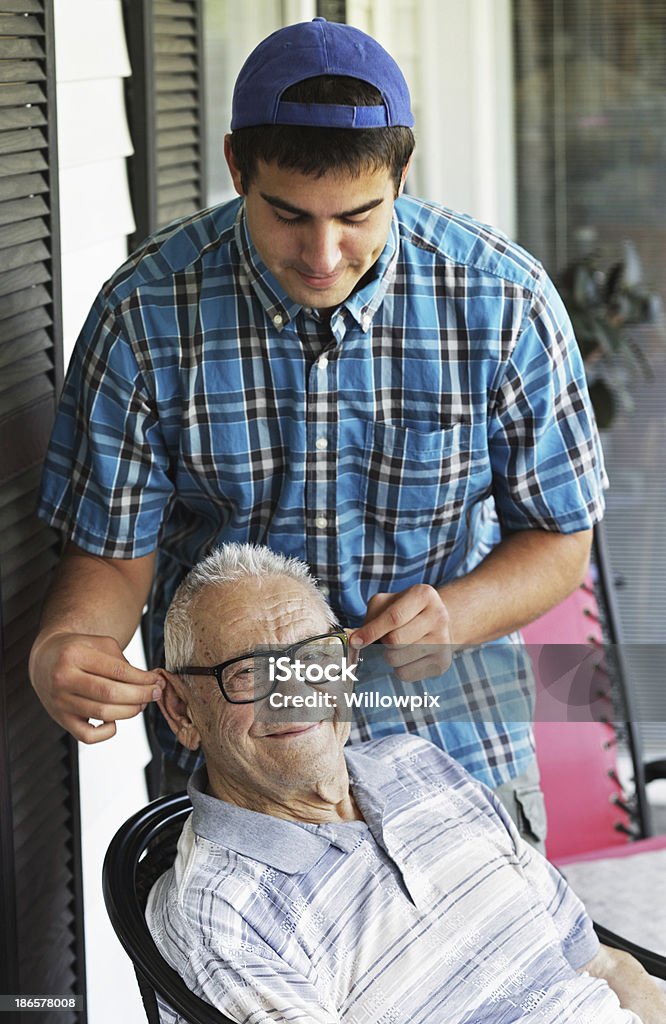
[{"x1": 222, "y1": 634, "x2": 346, "y2": 703}]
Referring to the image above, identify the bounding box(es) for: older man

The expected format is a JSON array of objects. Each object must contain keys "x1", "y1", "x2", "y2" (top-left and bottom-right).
[{"x1": 147, "y1": 544, "x2": 663, "y2": 1024}]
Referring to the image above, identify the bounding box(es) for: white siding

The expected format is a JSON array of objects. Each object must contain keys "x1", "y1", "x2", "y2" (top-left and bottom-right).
[
  {"x1": 53, "y1": 4, "x2": 150, "y2": 1023},
  {"x1": 55, "y1": 0, "x2": 136, "y2": 360}
]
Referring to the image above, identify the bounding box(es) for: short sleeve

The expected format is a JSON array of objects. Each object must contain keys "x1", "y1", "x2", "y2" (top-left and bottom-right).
[
  {"x1": 399, "y1": 741, "x2": 600, "y2": 971},
  {"x1": 519, "y1": 842, "x2": 600, "y2": 969},
  {"x1": 483, "y1": 784, "x2": 600, "y2": 970},
  {"x1": 37, "y1": 294, "x2": 174, "y2": 557},
  {"x1": 489, "y1": 269, "x2": 608, "y2": 533}
]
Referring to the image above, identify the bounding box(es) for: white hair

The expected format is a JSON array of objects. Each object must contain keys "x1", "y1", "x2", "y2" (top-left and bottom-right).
[{"x1": 164, "y1": 543, "x2": 337, "y2": 672}]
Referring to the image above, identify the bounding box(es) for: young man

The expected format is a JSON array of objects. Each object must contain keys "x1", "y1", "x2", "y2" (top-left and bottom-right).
[
  {"x1": 146, "y1": 543, "x2": 663, "y2": 1024},
  {"x1": 30, "y1": 19, "x2": 606, "y2": 838}
]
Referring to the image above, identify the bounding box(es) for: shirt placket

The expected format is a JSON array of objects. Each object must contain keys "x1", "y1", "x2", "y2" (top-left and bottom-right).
[{"x1": 303, "y1": 308, "x2": 347, "y2": 608}]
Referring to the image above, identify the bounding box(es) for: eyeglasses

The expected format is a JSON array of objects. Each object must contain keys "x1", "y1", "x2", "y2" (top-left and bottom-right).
[{"x1": 174, "y1": 630, "x2": 352, "y2": 704}]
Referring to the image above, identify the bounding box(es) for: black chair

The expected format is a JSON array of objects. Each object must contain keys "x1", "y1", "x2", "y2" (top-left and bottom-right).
[{"x1": 102, "y1": 792, "x2": 234, "y2": 1024}]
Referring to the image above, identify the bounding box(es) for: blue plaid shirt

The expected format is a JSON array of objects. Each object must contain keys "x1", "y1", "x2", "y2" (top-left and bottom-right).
[{"x1": 38, "y1": 195, "x2": 607, "y2": 785}]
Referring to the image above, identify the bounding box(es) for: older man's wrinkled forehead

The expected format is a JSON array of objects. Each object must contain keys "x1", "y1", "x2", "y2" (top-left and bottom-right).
[{"x1": 190, "y1": 574, "x2": 331, "y2": 664}]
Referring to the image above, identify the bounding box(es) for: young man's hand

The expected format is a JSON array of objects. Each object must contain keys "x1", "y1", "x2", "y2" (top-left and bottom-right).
[
  {"x1": 29, "y1": 631, "x2": 164, "y2": 743},
  {"x1": 350, "y1": 584, "x2": 453, "y2": 682},
  {"x1": 28, "y1": 543, "x2": 159, "y2": 743},
  {"x1": 350, "y1": 529, "x2": 595, "y2": 683}
]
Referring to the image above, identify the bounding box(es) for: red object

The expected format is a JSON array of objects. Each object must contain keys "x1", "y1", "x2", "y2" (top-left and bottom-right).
[
  {"x1": 522, "y1": 577, "x2": 632, "y2": 862},
  {"x1": 523, "y1": 577, "x2": 666, "y2": 969}
]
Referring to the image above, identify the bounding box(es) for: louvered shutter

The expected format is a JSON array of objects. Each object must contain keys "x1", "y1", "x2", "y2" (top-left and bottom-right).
[
  {"x1": 0, "y1": 1, "x2": 86, "y2": 1018},
  {"x1": 122, "y1": 0, "x2": 206, "y2": 248}
]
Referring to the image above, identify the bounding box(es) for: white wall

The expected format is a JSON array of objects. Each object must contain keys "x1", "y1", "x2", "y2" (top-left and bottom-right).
[
  {"x1": 203, "y1": 0, "x2": 316, "y2": 205},
  {"x1": 53, "y1": 3, "x2": 149, "y2": 1022},
  {"x1": 347, "y1": 0, "x2": 516, "y2": 237}
]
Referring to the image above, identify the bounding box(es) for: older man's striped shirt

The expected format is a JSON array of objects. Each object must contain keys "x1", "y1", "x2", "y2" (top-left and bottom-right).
[{"x1": 146, "y1": 736, "x2": 639, "y2": 1024}]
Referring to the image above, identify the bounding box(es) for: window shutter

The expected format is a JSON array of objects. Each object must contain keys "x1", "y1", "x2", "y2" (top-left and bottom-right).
[
  {"x1": 122, "y1": 0, "x2": 206, "y2": 248},
  {"x1": 0, "y1": 1, "x2": 86, "y2": 1018}
]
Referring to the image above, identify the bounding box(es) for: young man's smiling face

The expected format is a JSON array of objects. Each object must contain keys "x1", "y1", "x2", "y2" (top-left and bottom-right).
[{"x1": 225, "y1": 143, "x2": 408, "y2": 312}]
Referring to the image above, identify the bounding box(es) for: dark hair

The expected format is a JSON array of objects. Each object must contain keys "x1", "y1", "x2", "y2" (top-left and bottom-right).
[{"x1": 229, "y1": 76, "x2": 415, "y2": 193}]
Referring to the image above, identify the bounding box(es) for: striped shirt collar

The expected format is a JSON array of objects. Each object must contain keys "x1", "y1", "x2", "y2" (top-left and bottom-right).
[
  {"x1": 234, "y1": 200, "x2": 400, "y2": 333},
  {"x1": 188, "y1": 744, "x2": 394, "y2": 873}
]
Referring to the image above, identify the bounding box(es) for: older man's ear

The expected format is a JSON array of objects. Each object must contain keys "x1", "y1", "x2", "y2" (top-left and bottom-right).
[{"x1": 154, "y1": 668, "x2": 202, "y2": 751}]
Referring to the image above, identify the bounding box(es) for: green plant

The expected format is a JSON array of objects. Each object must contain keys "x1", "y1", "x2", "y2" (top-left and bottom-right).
[{"x1": 556, "y1": 241, "x2": 663, "y2": 428}]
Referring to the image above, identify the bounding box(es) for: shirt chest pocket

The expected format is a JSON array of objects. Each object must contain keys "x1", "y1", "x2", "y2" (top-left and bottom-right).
[{"x1": 360, "y1": 421, "x2": 476, "y2": 531}]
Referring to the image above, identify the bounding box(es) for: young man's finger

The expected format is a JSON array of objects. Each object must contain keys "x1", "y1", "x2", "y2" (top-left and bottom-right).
[
  {"x1": 61, "y1": 668, "x2": 164, "y2": 708},
  {"x1": 381, "y1": 640, "x2": 443, "y2": 670},
  {"x1": 61, "y1": 693, "x2": 153, "y2": 723},
  {"x1": 393, "y1": 652, "x2": 453, "y2": 684},
  {"x1": 75, "y1": 647, "x2": 164, "y2": 688},
  {"x1": 350, "y1": 593, "x2": 415, "y2": 648},
  {"x1": 67, "y1": 716, "x2": 117, "y2": 744}
]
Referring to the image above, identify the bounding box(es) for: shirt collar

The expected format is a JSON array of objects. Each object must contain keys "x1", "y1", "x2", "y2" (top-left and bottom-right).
[
  {"x1": 342, "y1": 214, "x2": 399, "y2": 331},
  {"x1": 188, "y1": 745, "x2": 396, "y2": 874},
  {"x1": 234, "y1": 201, "x2": 400, "y2": 334},
  {"x1": 234, "y1": 203, "x2": 302, "y2": 331}
]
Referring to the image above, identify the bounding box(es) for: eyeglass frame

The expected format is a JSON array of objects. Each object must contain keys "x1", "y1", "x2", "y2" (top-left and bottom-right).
[{"x1": 173, "y1": 629, "x2": 355, "y2": 704}]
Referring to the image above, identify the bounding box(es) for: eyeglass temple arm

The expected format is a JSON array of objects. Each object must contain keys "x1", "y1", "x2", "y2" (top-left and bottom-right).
[
  {"x1": 174, "y1": 633, "x2": 348, "y2": 676},
  {"x1": 173, "y1": 667, "x2": 217, "y2": 677}
]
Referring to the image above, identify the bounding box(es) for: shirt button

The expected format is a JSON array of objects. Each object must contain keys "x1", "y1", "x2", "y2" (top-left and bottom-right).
[
  {"x1": 314, "y1": 516, "x2": 328, "y2": 529},
  {"x1": 272, "y1": 313, "x2": 283, "y2": 327},
  {"x1": 361, "y1": 314, "x2": 372, "y2": 331},
  {"x1": 315, "y1": 437, "x2": 328, "y2": 450},
  {"x1": 317, "y1": 355, "x2": 329, "y2": 370},
  {"x1": 319, "y1": 584, "x2": 330, "y2": 597}
]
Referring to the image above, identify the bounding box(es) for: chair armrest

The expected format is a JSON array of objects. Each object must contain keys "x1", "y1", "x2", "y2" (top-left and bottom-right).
[
  {"x1": 594, "y1": 923, "x2": 666, "y2": 980},
  {"x1": 644, "y1": 759, "x2": 666, "y2": 785}
]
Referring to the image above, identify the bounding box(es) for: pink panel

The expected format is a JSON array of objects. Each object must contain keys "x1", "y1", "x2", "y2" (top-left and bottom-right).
[
  {"x1": 522, "y1": 577, "x2": 632, "y2": 861},
  {"x1": 533, "y1": 720, "x2": 628, "y2": 860},
  {"x1": 521, "y1": 578, "x2": 603, "y2": 648}
]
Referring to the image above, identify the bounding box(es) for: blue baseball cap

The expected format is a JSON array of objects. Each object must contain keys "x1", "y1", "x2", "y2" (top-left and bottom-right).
[{"x1": 231, "y1": 18, "x2": 414, "y2": 131}]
